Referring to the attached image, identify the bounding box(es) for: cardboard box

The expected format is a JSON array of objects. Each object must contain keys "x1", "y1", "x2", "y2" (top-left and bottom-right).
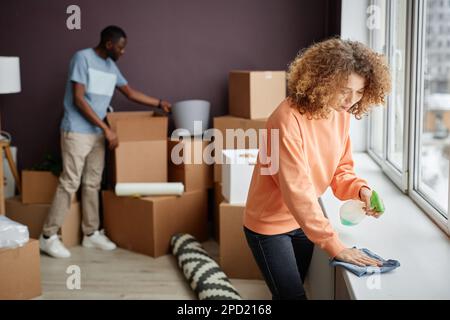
[
  {"x1": 213, "y1": 116, "x2": 266, "y2": 183},
  {"x1": 229, "y1": 70, "x2": 286, "y2": 119},
  {"x1": 219, "y1": 202, "x2": 263, "y2": 280},
  {"x1": 106, "y1": 112, "x2": 168, "y2": 184},
  {"x1": 102, "y1": 190, "x2": 209, "y2": 258},
  {"x1": 213, "y1": 182, "x2": 224, "y2": 242},
  {"x1": 213, "y1": 116, "x2": 267, "y2": 149},
  {"x1": 21, "y1": 170, "x2": 59, "y2": 204},
  {"x1": 5, "y1": 197, "x2": 81, "y2": 247},
  {"x1": 168, "y1": 138, "x2": 213, "y2": 192},
  {"x1": 0, "y1": 239, "x2": 42, "y2": 299},
  {"x1": 221, "y1": 149, "x2": 258, "y2": 204}
]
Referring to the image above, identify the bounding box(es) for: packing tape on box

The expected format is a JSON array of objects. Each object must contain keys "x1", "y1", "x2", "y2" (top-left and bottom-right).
[{"x1": 115, "y1": 183, "x2": 184, "y2": 197}]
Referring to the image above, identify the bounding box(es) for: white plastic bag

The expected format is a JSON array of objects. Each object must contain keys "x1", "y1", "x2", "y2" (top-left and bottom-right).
[{"x1": 0, "y1": 215, "x2": 29, "y2": 248}]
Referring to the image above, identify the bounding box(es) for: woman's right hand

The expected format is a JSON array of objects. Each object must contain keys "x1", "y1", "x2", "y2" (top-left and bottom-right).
[
  {"x1": 104, "y1": 127, "x2": 119, "y2": 150},
  {"x1": 334, "y1": 248, "x2": 383, "y2": 267}
]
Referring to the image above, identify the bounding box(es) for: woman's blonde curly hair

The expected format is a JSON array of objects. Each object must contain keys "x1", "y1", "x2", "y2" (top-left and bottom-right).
[{"x1": 287, "y1": 38, "x2": 392, "y2": 120}]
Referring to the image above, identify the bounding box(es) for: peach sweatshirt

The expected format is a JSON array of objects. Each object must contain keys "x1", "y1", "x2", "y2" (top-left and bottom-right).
[{"x1": 244, "y1": 99, "x2": 370, "y2": 258}]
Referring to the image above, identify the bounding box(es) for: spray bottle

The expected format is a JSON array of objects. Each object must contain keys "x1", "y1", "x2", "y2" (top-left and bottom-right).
[{"x1": 339, "y1": 190, "x2": 385, "y2": 226}]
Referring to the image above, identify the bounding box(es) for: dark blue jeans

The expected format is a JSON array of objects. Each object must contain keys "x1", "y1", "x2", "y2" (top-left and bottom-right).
[{"x1": 244, "y1": 226, "x2": 314, "y2": 300}]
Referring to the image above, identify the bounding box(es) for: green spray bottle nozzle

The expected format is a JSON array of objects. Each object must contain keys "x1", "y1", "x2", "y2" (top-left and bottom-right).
[{"x1": 370, "y1": 190, "x2": 385, "y2": 213}]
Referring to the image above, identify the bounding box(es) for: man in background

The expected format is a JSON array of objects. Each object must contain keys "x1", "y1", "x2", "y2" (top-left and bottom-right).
[{"x1": 40, "y1": 25, "x2": 171, "y2": 258}]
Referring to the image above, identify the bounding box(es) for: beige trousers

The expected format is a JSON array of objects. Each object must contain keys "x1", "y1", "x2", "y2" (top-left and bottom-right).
[{"x1": 43, "y1": 131, "x2": 105, "y2": 237}]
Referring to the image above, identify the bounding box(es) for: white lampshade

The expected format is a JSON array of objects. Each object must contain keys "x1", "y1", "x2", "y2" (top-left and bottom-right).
[{"x1": 0, "y1": 57, "x2": 21, "y2": 94}]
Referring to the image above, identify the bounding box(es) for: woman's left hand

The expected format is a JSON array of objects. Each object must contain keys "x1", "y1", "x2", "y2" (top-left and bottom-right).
[{"x1": 359, "y1": 186, "x2": 382, "y2": 218}]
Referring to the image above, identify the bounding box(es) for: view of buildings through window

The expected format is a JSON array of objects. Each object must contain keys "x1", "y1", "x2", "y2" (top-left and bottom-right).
[{"x1": 421, "y1": 0, "x2": 449, "y2": 215}]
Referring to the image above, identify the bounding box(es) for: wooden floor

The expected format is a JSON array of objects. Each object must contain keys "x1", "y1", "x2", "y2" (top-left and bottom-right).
[{"x1": 36, "y1": 239, "x2": 271, "y2": 300}]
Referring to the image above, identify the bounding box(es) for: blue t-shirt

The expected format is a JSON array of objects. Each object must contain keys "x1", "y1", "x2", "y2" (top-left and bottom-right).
[{"x1": 61, "y1": 48, "x2": 128, "y2": 133}]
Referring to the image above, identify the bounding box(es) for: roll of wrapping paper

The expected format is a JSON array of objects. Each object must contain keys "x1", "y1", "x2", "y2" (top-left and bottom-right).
[
  {"x1": 171, "y1": 233, "x2": 242, "y2": 300},
  {"x1": 115, "y1": 183, "x2": 184, "y2": 197}
]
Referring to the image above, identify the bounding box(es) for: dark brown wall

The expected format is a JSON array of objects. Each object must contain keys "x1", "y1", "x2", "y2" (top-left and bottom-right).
[{"x1": 0, "y1": 0, "x2": 341, "y2": 170}]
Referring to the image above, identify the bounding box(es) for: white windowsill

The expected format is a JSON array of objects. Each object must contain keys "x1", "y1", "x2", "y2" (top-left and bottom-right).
[{"x1": 320, "y1": 152, "x2": 450, "y2": 300}]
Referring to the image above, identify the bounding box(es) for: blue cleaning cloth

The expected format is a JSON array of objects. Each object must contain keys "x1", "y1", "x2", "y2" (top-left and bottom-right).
[{"x1": 330, "y1": 248, "x2": 400, "y2": 277}]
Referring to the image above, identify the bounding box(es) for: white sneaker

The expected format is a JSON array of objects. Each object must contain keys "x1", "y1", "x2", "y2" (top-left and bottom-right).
[
  {"x1": 82, "y1": 230, "x2": 117, "y2": 251},
  {"x1": 39, "y1": 234, "x2": 71, "y2": 258}
]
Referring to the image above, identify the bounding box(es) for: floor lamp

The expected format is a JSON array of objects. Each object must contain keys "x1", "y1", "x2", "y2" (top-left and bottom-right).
[{"x1": 0, "y1": 56, "x2": 22, "y2": 193}]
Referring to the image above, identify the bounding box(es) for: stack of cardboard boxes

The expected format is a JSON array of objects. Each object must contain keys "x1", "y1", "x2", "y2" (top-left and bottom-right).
[
  {"x1": 0, "y1": 152, "x2": 65, "y2": 298},
  {"x1": 102, "y1": 111, "x2": 212, "y2": 258},
  {"x1": 215, "y1": 70, "x2": 286, "y2": 279},
  {"x1": 5, "y1": 170, "x2": 81, "y2": 247},
  {"x1": 0, "y1": 70, "x2": 285, "y2": 298},
  {"x1": 1, "y1": 165, "x2": 81, "y2": 299}
]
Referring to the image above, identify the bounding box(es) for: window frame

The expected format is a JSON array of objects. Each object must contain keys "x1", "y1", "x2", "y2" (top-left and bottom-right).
[
  {"x1": 367, "y1": 0, "x2": 388, "y2": 166},
  {"x1": 407, "y1": 0, "x2": 449, "y2": 233},
  {"x1": 367, "y1": 0, "x2": 450, "y2": 234},
  {"x1": 367, "y1": 0, "x2": 411, "y2": 193}
]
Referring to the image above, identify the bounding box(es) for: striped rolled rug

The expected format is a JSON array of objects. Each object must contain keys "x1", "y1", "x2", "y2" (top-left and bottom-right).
[{"x1": 170, "y1": 233, "x2": 242, "y2": 300}]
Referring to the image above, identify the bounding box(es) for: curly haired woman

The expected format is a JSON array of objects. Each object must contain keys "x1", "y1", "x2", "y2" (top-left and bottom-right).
[{"x1": 243, "y1": 38, "x2": 392, "y2": 300}]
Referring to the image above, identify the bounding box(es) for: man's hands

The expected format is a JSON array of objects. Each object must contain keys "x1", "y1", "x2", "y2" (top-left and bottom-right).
[
  {"x1": 118, "y1": 85, "x2": 172, "y2": 113},
  {"x1": 158, "y1": 100, "x2": 172, "y2": 113},
  {"x1": 335, "y1": 248, "x2": 383, "y2": 267},
  {"x1": 359, "y1": 186, "x2": 383, "y2": 219},
  {"x1": 104, "y1": 127, "x2": 118, "y2": 150}
]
